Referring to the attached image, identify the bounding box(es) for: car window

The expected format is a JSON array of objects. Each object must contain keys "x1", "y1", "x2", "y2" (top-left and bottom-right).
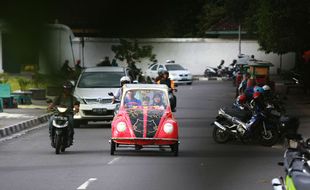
[
  {"x1": 77, "y1": 72, "x2": 124, "y2": 88},
  {"x1": 151, "y1": 65, "x2": 158, "y2": 71},
  {"x1": 158, "y1": 65, "x2": 164, "y2": 69},
  {"x1": 165, "y1": 64, "x2": 185, "y2": 71},
  {"x1": 123, "y1": 89, "x2": 167, "y2": 109}
]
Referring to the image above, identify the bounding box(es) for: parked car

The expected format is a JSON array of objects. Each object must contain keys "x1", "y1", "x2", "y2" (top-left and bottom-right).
[
  {"x1": 145, "y1": 61, "x2": 193, "y2": 85},
  {"x1": 73, "y1": 66, "x2": 127, "y2": 127}
]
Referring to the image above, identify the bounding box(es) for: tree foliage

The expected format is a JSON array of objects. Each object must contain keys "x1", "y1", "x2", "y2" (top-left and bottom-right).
[{"x1": 111, "y1": 39, "x2": 156, "y2": 80}]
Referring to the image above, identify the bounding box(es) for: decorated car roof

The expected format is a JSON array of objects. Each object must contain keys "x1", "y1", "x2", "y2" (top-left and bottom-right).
[{"x1": 123, "y1": 84, "x2": 168, "y2": 90}]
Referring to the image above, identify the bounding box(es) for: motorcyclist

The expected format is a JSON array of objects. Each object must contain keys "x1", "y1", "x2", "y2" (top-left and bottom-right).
[
  {"x1": 155, "y1": 68, "x2": 165, "y2": 83},
  {"x1": 48, "y1": 81, "x2": 79, "y2": 147},
  {"x1": 157, "y1": 70, "x2": 177, "y2": 112},
  {"x1": 112, "y1": 76, "x2": 131, "y2": 103}
]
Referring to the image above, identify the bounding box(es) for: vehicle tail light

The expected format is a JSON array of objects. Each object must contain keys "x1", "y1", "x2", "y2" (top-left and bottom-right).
[{"x1": 163, "y1": 123, "x2": 174, "y2": 134}]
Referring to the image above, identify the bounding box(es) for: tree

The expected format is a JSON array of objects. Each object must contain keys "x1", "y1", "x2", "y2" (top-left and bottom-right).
[
  {"x1": 256, "y1": 0, "x2": 310, "y2": 55},
  {"x1": 111, "y1": 39, "x2": 156, "y2": 80}
]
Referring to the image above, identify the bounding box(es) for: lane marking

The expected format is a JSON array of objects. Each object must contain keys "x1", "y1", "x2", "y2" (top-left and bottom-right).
[
  {"x1": 107, "y1": 157, "x2": 120, "y2": 165},
  {"x1": 77, "y1": 178, "x2": 97, "y2": 190}
]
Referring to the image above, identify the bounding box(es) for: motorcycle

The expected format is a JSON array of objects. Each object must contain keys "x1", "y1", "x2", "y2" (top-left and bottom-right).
[
  {"x1": 169, "y1": 88, "x2": 177, "y2": 112},
  {"x1": 51, "y1": 106, "x2": 73, "y2": 154},
  {"x1": 272, "y1": 135, "x2": 310, "y2": 190},
  {"x1": 212, "y1": 97, "x2": 293, "y2": 146}
]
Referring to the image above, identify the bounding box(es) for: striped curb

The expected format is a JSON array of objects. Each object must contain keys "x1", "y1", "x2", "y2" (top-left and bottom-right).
[{"x1": 0, "y1": 113, "x2": 53, "y2": 138}]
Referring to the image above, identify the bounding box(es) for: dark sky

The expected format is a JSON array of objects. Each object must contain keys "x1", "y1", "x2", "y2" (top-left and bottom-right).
[{"x1": 0, "y1": 0, "x2": 201, "y2": 37}]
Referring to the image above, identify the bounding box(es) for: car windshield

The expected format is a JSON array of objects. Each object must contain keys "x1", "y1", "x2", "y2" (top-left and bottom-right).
[
  {"x1": 123, "y1": 89, "x2": 168, "y2": 109},
  {"x1": 165, "y1": 64, "x2": 185, "y2": 71},
  {"x1": 78, "y1": 72, "x2": 124, "y2": 88}
]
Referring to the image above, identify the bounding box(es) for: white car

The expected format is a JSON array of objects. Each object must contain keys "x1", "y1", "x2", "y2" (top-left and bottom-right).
[
  {"x1": 73, "y1": 66, "x2": 127, "y2": 127},
  {"x1": 145, "y1": 62, "x2": 193, "y2": 85}
]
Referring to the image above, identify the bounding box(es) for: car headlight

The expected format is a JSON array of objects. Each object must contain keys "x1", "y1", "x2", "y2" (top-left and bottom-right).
[
  {"x1": 163, "y1": 123, "x2": 174, "y2": 134},
  {"x1": 116, "y1": 122, "x2": 127, "y2": 132},
  {"x1": 57, "y1": 107, "x2": 68, "y2": 113}
]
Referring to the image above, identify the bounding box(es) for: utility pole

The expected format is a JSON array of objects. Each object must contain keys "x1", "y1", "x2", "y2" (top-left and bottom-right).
[{"x1": 238, "y1": 24, "x2": 241, "y2": 55}]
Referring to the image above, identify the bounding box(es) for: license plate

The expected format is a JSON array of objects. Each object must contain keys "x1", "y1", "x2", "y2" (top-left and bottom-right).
[
  {"x1": 92, "y1": 108, "x2": 107, "y2": 113},
  {"x1": 55, "y1": 116, "x2": 68, "y2": 120}
]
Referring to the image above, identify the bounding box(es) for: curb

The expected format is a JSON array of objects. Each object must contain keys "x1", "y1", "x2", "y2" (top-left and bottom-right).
[
  {"x1": 197, "y1": 77, "x2": 226, "y2": 81},
  {"x1": 0, "y1": 113, "x2": 53, "y2": 138}
]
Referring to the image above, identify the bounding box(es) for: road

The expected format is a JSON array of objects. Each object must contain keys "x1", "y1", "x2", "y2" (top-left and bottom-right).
[{"x1": 0, "y1": 81, "x2": 283, "y2": 190}]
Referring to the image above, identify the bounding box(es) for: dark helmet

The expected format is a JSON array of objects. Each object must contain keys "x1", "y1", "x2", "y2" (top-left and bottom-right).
[
  {"x1": 163, "y1": 70, "x2": 169, "y2": 76},
  {"x1": 158, "y1": 68, "x2": 165, "y2": 76},
  {"x1": 63, "y1": 81, "x2": 73, "y2": 89}
]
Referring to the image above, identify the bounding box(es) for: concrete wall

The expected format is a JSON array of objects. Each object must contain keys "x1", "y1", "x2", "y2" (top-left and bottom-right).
[
  {"x1": 72, "y1": 38, "x2": 295, "y2": 75},
  {"x1": 39, "y1": 24, "x2": 75, "y2": 73}
]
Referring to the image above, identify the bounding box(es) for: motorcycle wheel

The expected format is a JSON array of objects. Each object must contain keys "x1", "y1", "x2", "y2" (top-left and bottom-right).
[
  {"x1": 55, "y1": 134, "x2": 62, "y2": 154},
  {"x1": 110, "y1": 140, "x2": 116, "y2": 155},
  {"x1": 213, "y1": 127, "x2": 230, "y2": 143},
  {"x1": 259, "y1": 128, "x2": 279, "y2": 146}
]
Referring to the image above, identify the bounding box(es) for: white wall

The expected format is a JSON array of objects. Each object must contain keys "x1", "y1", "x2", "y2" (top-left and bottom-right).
[
  {"x1": 72, "y1": 38, "x2": 296, "y2": 75},
  {"x1": 39, "y1": 24, "x2": 75, "y2": 73}
]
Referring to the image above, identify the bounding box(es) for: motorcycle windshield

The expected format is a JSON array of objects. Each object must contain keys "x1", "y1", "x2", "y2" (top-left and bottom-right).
[{"x1": 123, "y1": 89, "x2": 168, "y2": 138}]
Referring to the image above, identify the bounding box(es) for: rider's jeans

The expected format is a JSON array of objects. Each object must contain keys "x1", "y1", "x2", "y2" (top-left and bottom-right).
[{"x1": 48, "y1": 115, "x2": 74, "y2": 139}]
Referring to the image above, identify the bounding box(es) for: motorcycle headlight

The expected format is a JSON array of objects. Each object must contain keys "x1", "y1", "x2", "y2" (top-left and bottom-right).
[
  {"x1": 116, "y1": 122, "x2": 127, "y2": 132},
  {"x1": 57, "y1": 107, "x2": 68, "y2": 113},
  {"x1": 163, "y1": 123, "x2": 174, "y2": 134}
]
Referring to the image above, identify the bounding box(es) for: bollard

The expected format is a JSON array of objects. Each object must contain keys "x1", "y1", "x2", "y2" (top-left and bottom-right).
[{"x1": 0, "y1": 98, "x2": 3, "y2": 112}]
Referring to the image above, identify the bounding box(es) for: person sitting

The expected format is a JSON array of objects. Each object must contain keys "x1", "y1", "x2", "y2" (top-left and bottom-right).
[
  {"x1": 152, "y1": 93, "x2": 165, "y2": 109},
  {"x1": 142, "y1": 96, "x2": 151, "y2": 106},
  {"x1": 124, "y1": 91, "x2": 142, "y2": 108}
]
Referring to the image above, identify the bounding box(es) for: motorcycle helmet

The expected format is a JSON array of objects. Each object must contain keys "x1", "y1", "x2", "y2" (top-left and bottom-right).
[
  {"x1": 120, "y1": 76, "x2": 131, "y2": 83},
  {"x1": 262, "y1": 85, "x2": 271, "y2": 91},
  {"x1": 163, "y1": 70, "x2": 169, "y2": 77},
  {"x1": 237, "y1": 94, "x2": 247, "y2": 104},
  {"x1": 253, "y1": 91, "x2": 261, "y2": 99},
  {"x1": 254, "y1": 86, "x2": 264, "y2": 93},
  {"x1": 63, "y1": 81, "x2": 73, "y2": 89},
  {"x1": 158, "y1": 68, "x2": 165, "y2": 75}
]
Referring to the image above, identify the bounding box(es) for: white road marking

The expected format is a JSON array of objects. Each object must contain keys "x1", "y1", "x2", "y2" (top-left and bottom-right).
[
  {"x1": 0, "y1": 113, "x2": 34, "y2": 119},
  {"x1": 77, "y1": 178, "x2": 97, "y2": 190},
  {"x1": 107, "y1": 157, "x2": 120, "y2": 165}
]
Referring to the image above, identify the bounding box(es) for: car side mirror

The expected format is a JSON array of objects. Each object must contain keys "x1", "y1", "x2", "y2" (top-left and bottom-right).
[
  {"x1": 108, "y1": 92, "x2": 114, "y2": 96},
  {"x1": 69, "y1": 80, "x2": 76, "y2": 87},
  {"x1": 306, "y1": 138, "x2": 310, "y2": 148}
]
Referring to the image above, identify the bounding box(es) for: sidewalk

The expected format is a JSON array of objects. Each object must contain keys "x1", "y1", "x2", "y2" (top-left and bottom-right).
[{"x1": 0, "y1": 100, "x2": 51, "y2": 138}]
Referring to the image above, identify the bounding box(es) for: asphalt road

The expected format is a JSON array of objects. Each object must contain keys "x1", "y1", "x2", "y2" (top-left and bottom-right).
[{"x1": 0, "y1": 81, "x2": 284, "y2": 190}]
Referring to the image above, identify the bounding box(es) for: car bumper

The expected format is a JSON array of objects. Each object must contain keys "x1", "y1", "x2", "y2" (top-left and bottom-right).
[{"x1": 112, "y1": 137, "x2": 179, "y2": 145}]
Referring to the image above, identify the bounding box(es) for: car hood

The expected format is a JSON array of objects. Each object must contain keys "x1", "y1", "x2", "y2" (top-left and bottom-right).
[{"x1": 74, "y1": 87, "x2": 119, "y2": 99}]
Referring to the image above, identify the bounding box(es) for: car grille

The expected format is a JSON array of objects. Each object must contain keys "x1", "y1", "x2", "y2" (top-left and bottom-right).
[
  {"x1": 84, "y1": 98, "x2": 112, "y2": 104},
  {"x1": 127, "y1": 109, "x2": 164, "y2": 138},
  {"x1": 179, "y1": 74, "x2": 188, "y2": 77},
  {"x1": 83, "y1": 110, "x2": 114, "y2": 116}
]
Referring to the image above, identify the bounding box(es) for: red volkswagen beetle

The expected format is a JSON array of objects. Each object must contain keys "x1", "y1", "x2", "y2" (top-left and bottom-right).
[{"x1": 110, "y1": 84, "x2": 179, "y2": 156}]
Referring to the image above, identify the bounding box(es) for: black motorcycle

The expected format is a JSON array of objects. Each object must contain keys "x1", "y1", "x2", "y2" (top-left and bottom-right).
[
  {"x1": 51, "y1": 106, "x2": 73, "y2": 154},
  {"x1": 212, "y1": 100, "x2": 298, "y2": 146},
  {"x1": 272, "y1": 134, "x2": 310, "y2": 190}
]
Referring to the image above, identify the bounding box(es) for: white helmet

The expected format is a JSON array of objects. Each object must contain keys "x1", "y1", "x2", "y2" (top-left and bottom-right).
[
  {"x1": 262, "y1": 85, "x2": 271, "y2": 91},
  {"x1": 120, "y1": 76, "x2": 131, "y2": 83}
]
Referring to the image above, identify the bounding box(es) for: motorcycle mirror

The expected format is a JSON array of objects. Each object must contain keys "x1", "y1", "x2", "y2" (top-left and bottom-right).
[
  {"x1": 278, "y1": 162, "x2": 284, "y2": 166},
  {"x1": 306, "y1": 138, "x2": 310, "y2": 148},
  {"x1": 108, "y1": 92, "x2": 114, "y2": 96}
]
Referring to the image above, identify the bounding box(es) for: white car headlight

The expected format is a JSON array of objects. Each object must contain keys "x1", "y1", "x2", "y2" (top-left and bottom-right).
[
  {"x1": 57, "y1": 107, "x2": 68, "y2": 113},
  {"x1": 116, "y1": 122, "x2": 127, "y2": 132},
  {"x1": 163, "y1": 123, "x2": 174, "y2": 134}
]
